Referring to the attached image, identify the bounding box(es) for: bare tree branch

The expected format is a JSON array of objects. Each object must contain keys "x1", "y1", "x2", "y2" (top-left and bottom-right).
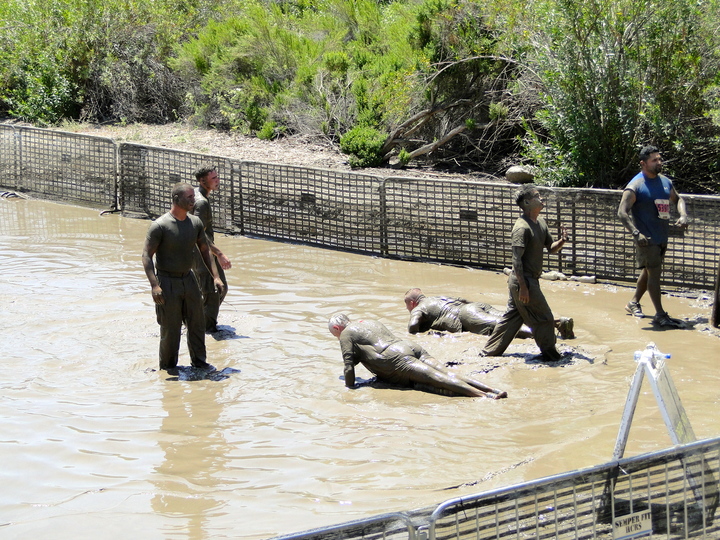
[
  {"x1": 430, "y1": 55, "x2": 540, "y2": 83},
  {"x1": 384, "y1": 123, "x2": 470, "y2": 164},
  {"x1": 381, "y1": 98, "x2": 472, "y2": 157}
]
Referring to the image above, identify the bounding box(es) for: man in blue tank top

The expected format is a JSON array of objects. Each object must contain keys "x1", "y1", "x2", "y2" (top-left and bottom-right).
[{"x1": 617, "y1": 146, "x2": 688, "y2": 328}]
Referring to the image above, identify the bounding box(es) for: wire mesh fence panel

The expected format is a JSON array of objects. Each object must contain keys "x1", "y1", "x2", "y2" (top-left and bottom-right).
[
  {"x1": 119, "y1": 143, "x2": 238, "y2": 231},
  {"x1": 668, "y1": 195, "x2": 720, "y2": 289},
  {"x1": 12, "y1": 127, "x2": 117, "y2": 208},
  {"x1": 383, "y1": 178, "x2": 519, "y2": 269},
  {"x1": 0, "y1": 125, "x2": 18, "y2": 189},
  {"x1": 555, "y1": 188, "x2": 631, "y2": 280},
  {"x1": 240, "y1": 162, "x2": 384, "y2": 254},
  {"x1": 3, "y1": 127, "x2": 720, "y2": 289}
]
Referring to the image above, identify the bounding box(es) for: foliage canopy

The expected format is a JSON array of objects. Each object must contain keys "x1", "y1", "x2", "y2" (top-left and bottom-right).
[{"x1": 1, "y1": 0, "x2": 719, "y2": 192}]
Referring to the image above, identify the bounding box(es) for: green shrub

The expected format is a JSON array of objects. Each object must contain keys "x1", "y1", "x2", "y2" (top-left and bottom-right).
[
  {"x1": 0, "y1": 0, "x2": 225, "y2": 124},
  {"x1": 339, "y1": 126, "x2": 387, "y2": 168},
  {"x1": 257, "y1": 121, "x2": 279, "y2": 140},
  {"x1": 521, "y1": 0, "x2": 720, "y2": 189},
  {"x1": 3, "y1": 57, "x2": 79, "y2": 125}
]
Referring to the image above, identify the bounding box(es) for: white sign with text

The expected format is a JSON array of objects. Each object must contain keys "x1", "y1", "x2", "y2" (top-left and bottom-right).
[{"x1": 613, "y1": 509, "x2": 652, "y2": 539}]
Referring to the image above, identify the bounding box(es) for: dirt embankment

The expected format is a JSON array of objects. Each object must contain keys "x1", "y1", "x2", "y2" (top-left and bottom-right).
[{"x1": 54, "y1": 121, "x2": 506, "y2": 183}]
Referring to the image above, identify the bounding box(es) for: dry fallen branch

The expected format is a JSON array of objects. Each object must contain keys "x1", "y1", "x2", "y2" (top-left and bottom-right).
[{"x1": 381, "y1": 99, "x2": 472, "y2": 161}]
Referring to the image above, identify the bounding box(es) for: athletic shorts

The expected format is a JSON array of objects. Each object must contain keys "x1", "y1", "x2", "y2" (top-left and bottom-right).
[{"x1": 636, "y1": 243, "x2": 667, "y2": 269}]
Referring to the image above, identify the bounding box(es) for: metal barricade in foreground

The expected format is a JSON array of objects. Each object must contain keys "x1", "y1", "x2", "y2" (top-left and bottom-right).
[
  {"x1": 425, "y1": 437, "x2": 719, "y2": 540},
  {"x1": 425, "y1": 343, "x2": 719, "y2": 540},
  {"x1": 271, "y1": 512, "x2": 417, "y2": 540},
  {"x1": 271, "y1": 437, "x2": 720, "y2": 540}
]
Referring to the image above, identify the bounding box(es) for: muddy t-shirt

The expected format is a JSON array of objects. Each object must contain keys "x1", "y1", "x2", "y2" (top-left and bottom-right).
[
  {"x1": 511, "y1": 215, "x2": 552, "y2": 278},
  {"x1": 146, "y1": 212, "x2": 206, "y2": 274},
  {"x1": 192, "y1": 187, "x2": 214, "y2": 242},
  {"x1": 192, "y1": 187, "x2": 214, "y2": 274}
]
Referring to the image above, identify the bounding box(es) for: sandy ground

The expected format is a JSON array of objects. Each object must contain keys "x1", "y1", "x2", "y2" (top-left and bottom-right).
[{"x1": 54, "y1": 121, "x2": 506, "y2": 183}]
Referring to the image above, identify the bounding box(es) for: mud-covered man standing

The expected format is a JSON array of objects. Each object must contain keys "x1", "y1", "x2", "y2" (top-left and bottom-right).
[
  {"x1": 481, "y1": 185, "x2": 568, "y2": 362},
  {"x1": 142, "y1": 183, "x2": 224, "y2": 373},
  {"x1": 192, "y1": 166, "x2": 232, "y2": 333}
]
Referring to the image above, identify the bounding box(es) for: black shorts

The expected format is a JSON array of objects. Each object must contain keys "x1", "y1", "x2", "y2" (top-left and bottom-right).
[{"x1": 636, "y1": 243, "x2": 667, "y2": 269}]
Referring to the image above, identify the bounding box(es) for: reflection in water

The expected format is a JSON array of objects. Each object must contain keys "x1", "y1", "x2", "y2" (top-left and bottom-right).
[
  {"x1": 153, "y1": 382, "x2": 226, "y2": 540},
  {"x1": 0, "y1": 198, "x2": 718, "y2": 539}
]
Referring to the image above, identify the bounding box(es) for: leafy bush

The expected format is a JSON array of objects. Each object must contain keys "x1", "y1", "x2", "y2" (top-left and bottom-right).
[
  {"x1": 3, "y1": 56, "x2": 79, "y2": 125},
  {"x1": 2, "y1": 0, "x2": 719, "y2": 192},
  {"x1": 398, "y1": 147, "x2": 412, "y2": 166},
  {"x1": 0, "y1": 0, "x2": 230, "y2": 124},
  {"x1": 339, "y1": 126, "x2": 387, "y2": 167},
  {"x1": 162, "y1": 0, "x2": 517, "y2": 170},
  {"x1": 520, "y1": 0, "x2": 720, "y2": 189},
  {"x1": 257, "y1": 121, "x2": 280, "y2": 140}
]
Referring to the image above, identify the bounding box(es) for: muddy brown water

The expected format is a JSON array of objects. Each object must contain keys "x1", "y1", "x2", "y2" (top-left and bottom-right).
[{"x1": 1, "y1": 198, "x2": 718, "y2": 540}]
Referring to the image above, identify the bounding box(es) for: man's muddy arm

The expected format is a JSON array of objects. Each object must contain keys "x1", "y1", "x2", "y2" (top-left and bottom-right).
[
  {"x1": 617, "y1": 189, "x2": 638, "y2": 233},
  {"x1": 141, "y1": 238, "x2": 163, "y2": 305},
  {"x1": 512, "y1": 245, "x2": 530, "y2": 303},
  {"x1": 343, "y1": 362, "x2": 356, "y2": 388},
  {"x1": 195, "y1": 199, "x2": 232, "y2": 269},
  {"x1": 339, "y1": 336, "x2": 358, "y2": 388},
  {"x1": 407, "y1": 311, "x2": 423, "y2": 334},
  {"x1": 618, "y1": 189, "x2": 649, "y2": 245},
  {"x1": 549, "y1": 225, "x2": 568, "y2": 254},
  {"x1": 197, "y1": 233, "x2": 224, "y2": 294},
  {"x1": 211, "y1": 244, "x2": 232, "y2": 270},
  {"x1": 671, "y1": 187, "x2": 688, "y2": 228}
]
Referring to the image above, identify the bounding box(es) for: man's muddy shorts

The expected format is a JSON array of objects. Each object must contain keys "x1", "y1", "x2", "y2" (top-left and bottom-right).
[{"x1": 636, "y1": 243, "x2": 667, "y2": 269}]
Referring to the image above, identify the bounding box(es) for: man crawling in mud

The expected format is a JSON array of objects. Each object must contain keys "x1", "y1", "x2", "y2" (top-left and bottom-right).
[
  {"x1": 403, "y1": 288, "x2": 574, "y2": 340},
  {"x1": 328, "y1": 313, "x2": 507, "y2": 399}
]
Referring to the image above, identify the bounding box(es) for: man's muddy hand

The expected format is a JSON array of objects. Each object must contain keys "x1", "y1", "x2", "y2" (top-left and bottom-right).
[{"x1": 151, "y1": 285, "x2": 165, "y2": 305}]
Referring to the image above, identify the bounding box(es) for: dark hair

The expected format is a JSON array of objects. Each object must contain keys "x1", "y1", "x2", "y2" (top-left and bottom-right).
[
  {"x1": 171, "y1": 182, "x2": 193, "y2": 204},
  {"x1": 639, "y1": 145, "x2": 660, "y2": 163},
  {"x1": 194, "y1": 165, "x2": 216, "y2": 182},
  {"x1": 513, "y1": 184, "x2": 538, "y2": 207}
]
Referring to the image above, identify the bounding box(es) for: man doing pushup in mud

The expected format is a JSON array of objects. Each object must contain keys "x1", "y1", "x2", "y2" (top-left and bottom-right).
[
  {"x1": 142, "y1": 183, "x2": 224, "y2": 373},
  {"x1": 328, "y1": 313, "x2": 507, "y2": 399},
  {"x1": 404, "y1": 288, "x2": 574, "y2": 339}
]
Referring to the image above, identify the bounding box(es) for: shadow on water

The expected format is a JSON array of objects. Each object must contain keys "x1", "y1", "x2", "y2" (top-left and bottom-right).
[
  {"x1": 149, "y1": 366, "x2": 242, "y2": 382},
  {"x1": 207, "y1": 324, "x2": 250, "y2": 341}
]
